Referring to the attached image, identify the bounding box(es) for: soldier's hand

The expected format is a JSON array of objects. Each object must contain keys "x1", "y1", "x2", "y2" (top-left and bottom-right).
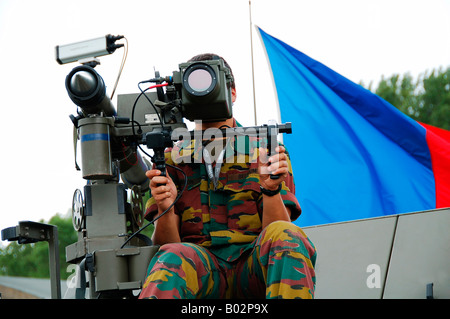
[
  {"x1": 146, "y1": 169, "x2": 178, "y2": 212},
  {"x1": 258, "y1": 146, "x2": 288, "y2": 191}
]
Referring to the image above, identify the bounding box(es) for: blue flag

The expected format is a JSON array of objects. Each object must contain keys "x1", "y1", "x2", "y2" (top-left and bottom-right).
[{"x1": 257, "y1": 27, "x2": 445, "y2": 227}]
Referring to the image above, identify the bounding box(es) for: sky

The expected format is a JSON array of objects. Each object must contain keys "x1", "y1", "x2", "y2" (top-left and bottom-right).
[{"x1": 0, "y1": 0, "x2": 449, "y2": 244}]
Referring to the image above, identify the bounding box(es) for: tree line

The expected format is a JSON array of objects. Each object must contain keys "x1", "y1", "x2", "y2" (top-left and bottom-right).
[{"x1": 361, "y1": 66, "x2": 449, "y2": 130}]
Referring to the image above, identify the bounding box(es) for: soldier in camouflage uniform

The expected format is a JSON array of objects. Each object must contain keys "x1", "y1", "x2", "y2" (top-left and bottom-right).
[{"x1": 139, "y1": 54, "x2": 316, "y2": 299}]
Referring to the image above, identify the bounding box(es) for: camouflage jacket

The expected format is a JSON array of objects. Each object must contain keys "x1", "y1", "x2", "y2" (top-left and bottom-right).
[{"x1": 145, "y1": 124, "x2": 301, "y2": 262}]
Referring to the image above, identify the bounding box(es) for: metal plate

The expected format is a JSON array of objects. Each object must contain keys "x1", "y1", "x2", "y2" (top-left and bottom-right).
[{"x1": 72, "y1": 189, "x2": 85, "y2": 231}]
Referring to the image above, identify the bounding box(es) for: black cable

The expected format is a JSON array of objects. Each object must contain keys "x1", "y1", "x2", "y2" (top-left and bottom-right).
[
  {"x1": 130, "y1": 87, "x2": 149, "y2": 141},
  {"x1": 130, "y1": 89, "x2": 155, "y2": 165},
  {"x1": 120, "y1": 163, "x2": 187, "y2": 248},
  {"x1": 130, "y1": 83, "x2": 167, "y2": 149},
  {"x1": 137, "y1": 144, "x2": 153, "y2": 160},
  {"x1": 138, "y1": 81, "x2": 164, "y2": 130},
  {"x1": 130, "y1": 88, "x2": 160, "y2": 160},
  {"x1": 130, "y1": 120, "x2": 142, "y2": 133},
  {"x1": 122, "y1": 80, "x2": 186, "y2": 248}
]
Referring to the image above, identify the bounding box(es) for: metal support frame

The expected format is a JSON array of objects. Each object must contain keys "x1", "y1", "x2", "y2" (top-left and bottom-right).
[{"x1": 1, "y1": 221, "x2": 61, "y2": 299}]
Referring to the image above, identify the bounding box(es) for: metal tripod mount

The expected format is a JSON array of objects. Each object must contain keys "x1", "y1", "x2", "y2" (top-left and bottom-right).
[
  {"x1": 62, "y1": 61, "x2": 186, "y2": 298},
  {"x1": 66, "y1": 114, "x2": 159, "y2": 299},
  {"x1": 62, "y1": 63, "x2": 189, "y2": 297}
]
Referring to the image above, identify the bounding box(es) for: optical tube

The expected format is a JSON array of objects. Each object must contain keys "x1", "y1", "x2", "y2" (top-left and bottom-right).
[{"x1": 65, "y1": 65, "x2": 116, "y2": 116}]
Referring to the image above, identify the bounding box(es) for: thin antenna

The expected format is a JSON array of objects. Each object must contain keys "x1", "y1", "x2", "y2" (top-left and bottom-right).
[{"x1": 249, "y1": 0, "x2": 257, "y2": 125}]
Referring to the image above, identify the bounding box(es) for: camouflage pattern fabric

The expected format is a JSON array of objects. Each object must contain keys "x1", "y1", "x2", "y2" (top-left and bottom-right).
[
  {"x1": 139, "y1": 221, "x2": 316, "y2": 299},
  {"x1": 140, "y1": 126, "x2": 316, "y2": 298}
]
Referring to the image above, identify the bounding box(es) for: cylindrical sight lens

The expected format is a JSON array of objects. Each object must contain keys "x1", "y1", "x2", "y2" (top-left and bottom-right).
[
  {"x1": 187, "y1": 69, "x2": 213, "y2": 92},
  {"x1": 183, "y1": 63, "x2": 217, "y2": 97}
]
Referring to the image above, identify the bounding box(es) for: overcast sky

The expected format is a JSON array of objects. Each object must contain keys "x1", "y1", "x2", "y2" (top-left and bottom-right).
[{"x1": 0, "y1": 0, "x2": 449, "y2": 242}]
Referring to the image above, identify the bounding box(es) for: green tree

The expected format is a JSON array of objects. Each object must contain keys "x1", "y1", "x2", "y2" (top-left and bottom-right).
[
  {"x1": 364, "y1": 66, "x2": 450, "y2": 130},
  {"x1": 422, "y1": 68, "x2": 450, "y2": 130}
]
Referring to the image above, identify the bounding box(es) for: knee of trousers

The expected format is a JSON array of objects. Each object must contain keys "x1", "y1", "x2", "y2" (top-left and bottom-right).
[
  {"x1": 145, "y1": 242, "x2": 223, "y2": 298},
  {"x1": 154, "y1": 242, "x2": 203, "y2": 262},
  {"x1": 259, "y1": 221, "x2": 316, "y2": 262},
  {"x1": 151, "y1": 242, "x2": 214, "y2": 274},
  {"x1": 157, "y1": 242, "x2": 198, "y2": 257},
  {"x1": 261, "y1": 220, "x2": 305, "y2": 240}
]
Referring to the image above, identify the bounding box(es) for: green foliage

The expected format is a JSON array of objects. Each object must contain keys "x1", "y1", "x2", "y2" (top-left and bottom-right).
[{"x1": 364, "y1": 66, "x2": 450, "y2": 130}]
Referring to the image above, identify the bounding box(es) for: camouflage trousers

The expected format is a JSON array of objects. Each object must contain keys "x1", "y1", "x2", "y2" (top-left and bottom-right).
[{"x1": 139, "y1": 221, "x2": 317, "y2": 299}]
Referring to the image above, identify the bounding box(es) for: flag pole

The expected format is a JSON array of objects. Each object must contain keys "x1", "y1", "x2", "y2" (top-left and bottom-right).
[
  {"x1": 254, "y1": 27, "x2": 284, "y2": 142},
  {"x1": 249, "y1": 0, "x2": 258, "y2": 125}
]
